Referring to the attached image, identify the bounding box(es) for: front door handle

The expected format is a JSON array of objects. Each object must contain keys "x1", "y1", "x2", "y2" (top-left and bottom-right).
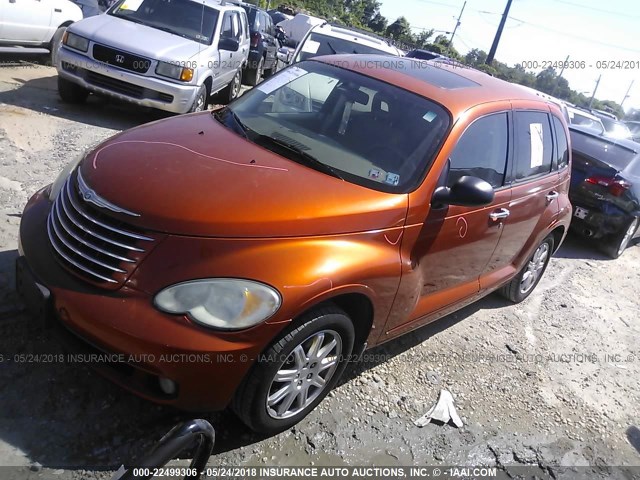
[
  {"x1": 489, "y1": 208, "x2": 510, "y2": 221},
  {"x1": 546, "y1": 191, "x2": 559, "y2": 202}
]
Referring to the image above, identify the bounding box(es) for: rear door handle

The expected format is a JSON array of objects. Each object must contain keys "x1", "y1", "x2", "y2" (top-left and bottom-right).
[
  {"x1": 546, "y1": 191, "x2": 559, "y2": 202},
  {"x1": 489, "y1": 208, "x2": 510, "y2": 221}
]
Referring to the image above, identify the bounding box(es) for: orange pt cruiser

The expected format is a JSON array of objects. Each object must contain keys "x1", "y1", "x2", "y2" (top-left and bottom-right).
[{"x1": 17, "y1": 56, "x2": 572, "y2": 433}]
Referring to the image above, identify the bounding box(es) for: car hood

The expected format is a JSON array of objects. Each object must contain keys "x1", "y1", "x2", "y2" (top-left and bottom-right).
[
  {"x1": 78, "y1": 113, "x2": 408, "y2": 237},
  {"x1": 68, "y1": 14, "x2": 205, "y2": 60}
]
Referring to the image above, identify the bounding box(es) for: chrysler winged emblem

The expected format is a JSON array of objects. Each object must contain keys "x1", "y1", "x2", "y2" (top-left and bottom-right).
[
  {"x1": 115, "y1": 54, "x2": 125, "y2": 64},
  {"x1": 77, "y1": 170, "x2": 140, "y2": 217}
]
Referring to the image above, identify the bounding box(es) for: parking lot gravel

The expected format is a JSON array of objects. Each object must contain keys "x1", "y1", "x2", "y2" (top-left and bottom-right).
[{"x1": 1, "y1": 57, "x2": 639, "y2": 479}]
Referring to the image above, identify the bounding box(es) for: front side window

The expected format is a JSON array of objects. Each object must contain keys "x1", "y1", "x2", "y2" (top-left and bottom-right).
[
  {"x1": 222, "y1": 61, "x2": 451, "y2": 193},
  {"x1": 513, "y1": 111, "x2": 553, "y2": 180},
  {"x1": 110, "y1": 0, "x2": 219, "y2": 45},
  {"x1": 295, "y1": 32, "x2": 394, "y2": 63},
  {"x1": 448, "y1": 113, "x2": 509, "y2": 188}
]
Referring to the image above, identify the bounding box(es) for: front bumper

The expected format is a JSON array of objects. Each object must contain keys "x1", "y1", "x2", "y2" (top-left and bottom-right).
[
  {"x1": 17, "y1": 190, "x2": 287, "y2": 411},
  {"x1": 57, "y1": 46, "x2": 199, "y2": 114}
]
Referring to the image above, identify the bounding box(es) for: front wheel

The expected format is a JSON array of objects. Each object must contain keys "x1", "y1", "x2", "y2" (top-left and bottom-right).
[
  {"x1": 498, "y1": 236, "x2": 554, "y2": 303},
  {"x1": 188, "y1": 84, "x2": 209, "y2": 113},
  {"x1": 600, "y1": 217, "x2": 638, "y2": 259},
  {"x1": 58, "y1": 76, "x2": 89, "y2": 104},
  {"x1": 232, "y1": 305, "x2": 355, "y2": 434}
]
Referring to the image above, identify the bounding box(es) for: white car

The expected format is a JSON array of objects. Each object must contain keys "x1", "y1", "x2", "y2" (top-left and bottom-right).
[
  {"x1": 0, "y1": 0, "x2": 83, "y2": 63},
  {"x1": 566, "y1": 106, "x2": 606, "y2": 135},
  {"x1": 56, "y1": 0, "x2": 250, "y2": 113},
  {"x1": 278, "y1": 23, "x2": 403, "y2": 66}
]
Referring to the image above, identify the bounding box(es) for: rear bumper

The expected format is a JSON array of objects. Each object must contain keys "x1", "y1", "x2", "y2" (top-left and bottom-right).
[
  {"x1": 56, "y1": 46, "x2": 199, "y2": 114},
  {"x1": 570, "y1": 203, "x2": 630, "y2": 239},
  {"x1": 17, "y1": 190, "x2": 287, "y2": 411}
]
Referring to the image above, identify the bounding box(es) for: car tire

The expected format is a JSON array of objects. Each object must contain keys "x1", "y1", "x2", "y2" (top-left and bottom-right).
[
  {"x1": 232, "y1": 305, "x2": 355, "y2": 434},
  {"x1": 600, "y1": 216, "x2": 638, "y2": 259},
  {"x1": 49, "y1": 26, "x2": 66, "y2": 67},
  {"x1": 188, "y1": 84, "x2": 209, "y2": 113},
  {"x1": 57, "y1": 76, "x2": 89, "y2": 104},
  {"x1": 263, "y1": 58, "x2": 280, "y2": 78},
  {"x1": 212, "y1": 69, "x2": 242, "y2": 105},
  {"x1": 498, "y1": 235, "x2": 554, "y2": 303},
  {"x1": 244, "y1": 57, "x2": 264, "y2": 86}
]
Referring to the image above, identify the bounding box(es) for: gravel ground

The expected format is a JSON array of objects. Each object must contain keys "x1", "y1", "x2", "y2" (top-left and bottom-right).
[{"x1": 1, "y1": 56, "x2": 639, "y2": 480}]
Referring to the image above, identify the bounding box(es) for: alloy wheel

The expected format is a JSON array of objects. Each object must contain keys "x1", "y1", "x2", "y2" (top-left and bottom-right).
[
  {"x1": 266, "y1": 329, "x2": 342, "y2": 419},
  {"x1": 519, "y1": 242, "x2": 550, "y2": 294}
]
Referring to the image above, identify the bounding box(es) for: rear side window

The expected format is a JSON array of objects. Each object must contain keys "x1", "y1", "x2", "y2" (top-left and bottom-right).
[
  {"x1": 513, "y1": 111, "x2": 553, "y2": 180},
  {"x1": 553, "y1": 116, "x2": 569, "y2": 169},
  {"x1": 448, "y1": 113, "x2": 509, "y2": 188}
]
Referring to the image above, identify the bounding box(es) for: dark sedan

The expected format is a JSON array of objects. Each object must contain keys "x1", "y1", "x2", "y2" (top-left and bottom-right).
[{"x1": 569, "y1": 125, "x2": 640, "y2": 258}]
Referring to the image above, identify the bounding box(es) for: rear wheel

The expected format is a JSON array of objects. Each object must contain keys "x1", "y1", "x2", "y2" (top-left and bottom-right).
[
  {"x1": 263, "y1": 58, "x2": 280, "y2": 78},
  {"x1": 600, "y1": 217, "x2": 638, "y2": 259},
  {"x1": 57, "y1": 76, "x2": 89, "y2": 104},
  {"x1": 232, "y1": 305, "x2": 355, "y2": 434},
  {"x1": 244, "y1": 57, "x2": 264, "y2": 86},
  {"x1": 499, "y1": 236, "x2": 554, "y2": 303},
  {"x1": 212, "y1": 69, "x2": 242, "y2": 105}
]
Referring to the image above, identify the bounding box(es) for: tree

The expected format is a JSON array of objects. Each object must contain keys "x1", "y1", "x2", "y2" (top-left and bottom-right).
[
  {"x1": 368, "y1": 12, "x2": 387, "y2": 33},
  {"x1": 414, "y1": 29, "x2": 435, "y2": 48},
  {"x1": 385, "y1": 17, "x2": 412, "y2": 41}
]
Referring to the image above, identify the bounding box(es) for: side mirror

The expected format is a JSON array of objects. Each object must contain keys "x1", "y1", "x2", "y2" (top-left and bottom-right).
[
  {"x1": 277, "y1": 46, "x2": 291, "y2": 64},
  {"x1": 219, "y1": 37, "x2": 239, "y2": 52},
  {"x1": 432, "y1": 175, "x2": 495, "y2": 207}
]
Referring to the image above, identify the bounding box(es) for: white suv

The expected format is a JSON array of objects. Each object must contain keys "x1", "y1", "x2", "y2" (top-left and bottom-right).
[
  {"x1": 279, "y1": 23, "x2": 403, "y2": 65},
  {"x1": 56, "y1": 0, "x2": 250, "y2": 113},
  {"x1": 0, "y1": 0, "x2": 83, "y2": 63}
]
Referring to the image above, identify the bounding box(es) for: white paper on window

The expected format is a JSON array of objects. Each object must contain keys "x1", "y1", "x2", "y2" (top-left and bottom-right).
[
  {"x1": 120, "y1": 0, "x2": 143, "y2": 11},
  {"x1": 301, "y1": 40, "x2": 320, "y2": 54},
  {"x1": 530, "y1": 123, "x2": 544, "y2": 168},
  {"x1": 256, "y1": 66, "x2": 307, "y2": 94}
]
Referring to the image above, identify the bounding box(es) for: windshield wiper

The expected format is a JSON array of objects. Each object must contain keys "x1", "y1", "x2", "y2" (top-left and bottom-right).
[
  {"x1": 251, "y1": 135, "x2": 344, "y2": 180},
  {"x1": 110, "y1": 13, "x2": 144, "y2": 25},
  {"x1": 146, "y1": 24, "x2": 194, "y2": 41},
  {"x1": 213, "y1": 107, "x2": 249, "y2": 138}
]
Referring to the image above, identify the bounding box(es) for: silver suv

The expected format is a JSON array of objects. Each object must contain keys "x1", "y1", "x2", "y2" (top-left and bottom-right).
[{"x1": 56, "y1": 0, "x2": 250, "y2": 113}]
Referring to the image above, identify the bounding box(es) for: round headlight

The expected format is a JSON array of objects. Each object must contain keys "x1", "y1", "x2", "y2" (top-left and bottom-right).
[{"x1": 154, "y1": 279, "x2": 281, "y2": 330}]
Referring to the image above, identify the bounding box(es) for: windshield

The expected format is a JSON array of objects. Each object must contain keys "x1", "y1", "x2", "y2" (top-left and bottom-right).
[
  {"x1": 568, "y1": 109, "x2": 604, "y2": 135},
  {"x1": 295, "y1": 32, "x2": 395, "y2": 62},
  {"x1": 224, "y1": 61, "x2": 451, "y2": 193},
  {"x1": 600, "y1": 117, "x2": 632, "y2": 139},
  {"x1": 109, "y1": 0, "x2": 219, "y2": 45}
]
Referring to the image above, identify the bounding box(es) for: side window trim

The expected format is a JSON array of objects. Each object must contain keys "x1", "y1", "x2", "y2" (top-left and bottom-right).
[{"x1": 509, "y1": 109, "x2": 556, "y2": 185}]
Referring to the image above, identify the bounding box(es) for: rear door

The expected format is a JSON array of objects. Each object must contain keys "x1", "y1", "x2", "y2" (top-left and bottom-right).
[
  {"x1": 0, "y1": 0, "x2": 52, "y2": 44},
  {"x1": 262, "y1": 11, "x2": 277, "y2": 69},
  {"x1": 481, "y1": 106, "x2": 560, "y2": 289}
]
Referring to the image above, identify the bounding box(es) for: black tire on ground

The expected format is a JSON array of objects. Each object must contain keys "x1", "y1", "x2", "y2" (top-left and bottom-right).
[
  {"x1": 263, "y1": 58, "x2": 280, "y2": 78},
  {"x1": 212, "y1": 69, "x2": 242, "y2": 105},
  {"x1": 599, "y1": 216, "x2": 639, "y2": 259},
  {"x1": 498, "y1": 235, "x2": 554, "y2": 303},
  {"x1": 232, "y1": 305, "x2": 355, "y2": 434},
  {"x1": 188, "y1": 84, "x2": 209, "y2": 113},
  {"x1": 57, "y1": 76, "x2": 89, "y2": 104},
  {"x1": 50, "y1": 26, "x2": 66, "y2": 67},
  {"x1": 244, "y1": 57, "x2": 264, "y2": 86}
]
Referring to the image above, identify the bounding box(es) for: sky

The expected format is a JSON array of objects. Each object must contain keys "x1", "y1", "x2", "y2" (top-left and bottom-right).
[{"x1": 378, "y1": 0, "x2": 640, "y2": 111}]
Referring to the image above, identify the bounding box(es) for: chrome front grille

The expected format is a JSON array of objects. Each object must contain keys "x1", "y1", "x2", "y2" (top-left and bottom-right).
[{"x1": 47, "y1": 171, "x2": 155, "y2": 287}]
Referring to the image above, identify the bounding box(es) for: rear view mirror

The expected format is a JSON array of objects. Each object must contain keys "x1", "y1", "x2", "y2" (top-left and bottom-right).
[
  {"x1": 432, "y1": 175, "x2": 494, "y2": 207},
  {"x1": 219, "y1": 37, "x2": 239, "y2": 52}
]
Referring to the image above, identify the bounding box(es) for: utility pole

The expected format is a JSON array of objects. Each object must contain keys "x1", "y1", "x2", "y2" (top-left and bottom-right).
[
  {"x1": 486, "y1": 0, "x2": 513, "y2": 65},
  {"x1": 620, "y1": 80, "x2": 634, "y2": 108},
  {"x1": 588, "y1": 74, "x2": 602, "y2": 110},
  {"x1": 550, "y1": 55, "x2": 570, "y2": 96},
  {"x1": 449, "y1": 1, "x2": 466, "y2": 46}
]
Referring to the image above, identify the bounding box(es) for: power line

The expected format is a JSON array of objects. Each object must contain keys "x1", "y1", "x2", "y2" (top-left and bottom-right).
[
  {"x1": 414, "y1": 0, "x2": 461, "y2": 9},
  {"x1": 554, "y1": 0, "x2": 640, "y2": 19}
]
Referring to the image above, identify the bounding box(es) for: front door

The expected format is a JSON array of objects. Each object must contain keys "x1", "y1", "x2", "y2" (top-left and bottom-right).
[
  {"x1": 385, "y1": 110, "x2": 512, "y2": 335},
  {"x1": 0, "y1": 0, "x2": 52, "y2": 44}
]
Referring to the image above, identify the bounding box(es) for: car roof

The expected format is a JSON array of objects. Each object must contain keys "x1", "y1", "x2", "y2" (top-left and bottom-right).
[
  {"x1": 308, "y1": 24, "x2": 401, "y2": 56},
  {"x1": 314, "y1": 54, "x2": 559, "y2": 118},
  {"x1": 569, "y1": 125, "x2": 639, "y2": 153}
]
